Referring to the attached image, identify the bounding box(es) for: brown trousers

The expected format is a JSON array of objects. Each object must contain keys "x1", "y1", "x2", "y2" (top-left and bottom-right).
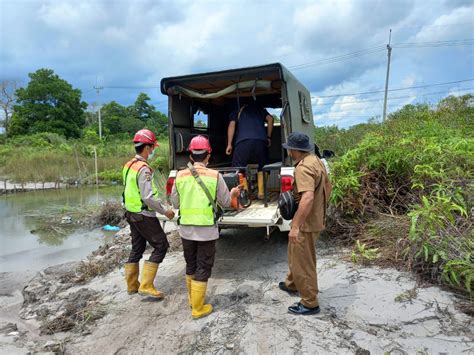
[
  {"x1": 284, "y1": 231, "x2": 320, "y2": 308},
  {"x1": 182, "y1": 238, "x2": 216, "y2": 282}
]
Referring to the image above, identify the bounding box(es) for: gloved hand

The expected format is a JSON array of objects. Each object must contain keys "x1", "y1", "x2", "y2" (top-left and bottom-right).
[
  {"x1": 230, "y1": 187, "x2": 240, "y2": 210},
  {"x1": 165, "y1": 209, "x2": 175, "y2": 220},
  {"x1": 230, "y1": 187, "x2": 240, "y2": 198}
]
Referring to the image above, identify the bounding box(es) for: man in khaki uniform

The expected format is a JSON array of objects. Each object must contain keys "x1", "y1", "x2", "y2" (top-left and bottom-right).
[{"x1": 279, "y1": 132, "x2": 332, "y2": 315}]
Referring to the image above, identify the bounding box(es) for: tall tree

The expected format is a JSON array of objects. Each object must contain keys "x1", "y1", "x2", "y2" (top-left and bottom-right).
[
  {"x1": 132, "y1": 92, "x2": 155, "y2": 122},
  {"x1": 9, "y1": 69, "x2": 87, "y2": 138},
  {"x1": 148, "y1": 110, "x2": 168, "y2": 137},
  {"x1": 0, "y1": 80, "x2": 18, "y2": 136},
  {"x1": 102, "y1": 101, "x2": 143, "y2": 135}
]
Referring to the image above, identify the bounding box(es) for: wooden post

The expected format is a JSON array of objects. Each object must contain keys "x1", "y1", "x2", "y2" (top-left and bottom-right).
[
  {"x1": 74, "y1": 147, "x2": 81, "y2": 182},
  {"x1": 94, "y1": 146, "x2": 99, "y2": 187}
]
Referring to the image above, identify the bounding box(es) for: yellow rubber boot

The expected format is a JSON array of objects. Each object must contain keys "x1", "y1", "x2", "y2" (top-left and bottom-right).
[
  {"x1": 185, "y1": 274, "x2": 195, "y2": 307},
  {"x1": 138, "y1": 261, "x2": 164, "y2": 299},
  {"x1": 257, "y1": 171, "x2": 264, "y2": 199},
  {"x1": 124, "y1": 262, "x2": 140, "y2": 294},
  {"x1": 191, "y1": 280, "x2": 213, "y2": 319}
]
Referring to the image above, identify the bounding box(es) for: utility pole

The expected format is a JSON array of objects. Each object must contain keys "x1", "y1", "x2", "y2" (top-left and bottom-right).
[
  {"x1": 383, "y1": 29, "x2": 392, "y2": 122},
  {"x1": 94, "y1": 81, "x2": 103, "y2": 139}
]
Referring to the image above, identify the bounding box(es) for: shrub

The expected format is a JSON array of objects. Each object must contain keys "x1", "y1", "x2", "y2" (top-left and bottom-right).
[{"x1": 327, "y1": 94, "x2": 474, "y2": 295}]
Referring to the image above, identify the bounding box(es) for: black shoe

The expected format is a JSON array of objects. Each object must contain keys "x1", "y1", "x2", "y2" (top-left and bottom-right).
[
  {"x1": 278, "y1": 281, "x2": 297, "y2": 295},
  {"x1": 288, "y1": 302, "x2": 320, "y2": 315}
]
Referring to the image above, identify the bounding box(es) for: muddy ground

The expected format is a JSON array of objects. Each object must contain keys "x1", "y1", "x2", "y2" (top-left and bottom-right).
[{"x1": 1, "y1": 227, "x2": 473, "y2": 354}]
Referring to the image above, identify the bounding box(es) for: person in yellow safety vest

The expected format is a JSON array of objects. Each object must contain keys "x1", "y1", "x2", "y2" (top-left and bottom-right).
[
  {"x1": 123, "y1": 129, "x2": 175, "y2": 299},
  {"x1": 170, "y1": 135, "x2": 239, "y2": 319}
]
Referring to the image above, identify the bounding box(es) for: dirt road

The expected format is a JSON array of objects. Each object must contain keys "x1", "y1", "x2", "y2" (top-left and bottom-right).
[{"x1": 1, "y1": 227, "x2": 473, "y2": 354}]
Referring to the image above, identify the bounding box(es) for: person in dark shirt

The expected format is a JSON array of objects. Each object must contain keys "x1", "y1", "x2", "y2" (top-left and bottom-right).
[{"x1": 226, "y1": 102, "x2": 274, "y2": 199}]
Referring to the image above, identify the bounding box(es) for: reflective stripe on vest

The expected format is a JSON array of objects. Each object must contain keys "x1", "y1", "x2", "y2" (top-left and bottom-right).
[
  {"x1": 122, "y1": 159, "x2": 158, "y2": 213},
  {"x1": 175, "y1": 166, "x2": 218, "y2": 226}
]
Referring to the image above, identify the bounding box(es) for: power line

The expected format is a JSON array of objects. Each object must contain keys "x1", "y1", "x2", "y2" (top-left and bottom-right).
[
  {"x1": 315, "y1": 115, "x2": 379, "y2": 118},
  {"x1": 88, "y1": 40, "x2": 473, "y2": 93},
  {"x1": 102, "y1": 85, "x2": 161, "y2": 89},
  {"x1": 317, "y1": 103, "x2": 404, "y2": 115},
  {"x1": 391, "y1": 22, "x2": 474, "y2": 31},
  {"x1": 312, "y1": 79, "x2": 474, "y2": 99},
  {"x1": 313, "y1": 87, "x2": 474, "y2": 106},
  {"x1": 393, "y1": 39, "x2": 474, "y2": 48},
  {"x1": 288, "y1": 39, "x2": 473, "y2": 71},
  {"x1": 315, "y1": 90, "x2": 473, "y2": 118},
  {"x1": 288, "y1": 46, "x2": 386, "y2": 70}
]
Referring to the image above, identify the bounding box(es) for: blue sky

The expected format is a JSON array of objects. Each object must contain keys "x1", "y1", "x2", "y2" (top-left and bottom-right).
[{"x1": 1, "y1": 0, "x2": 473, "y2": 128}]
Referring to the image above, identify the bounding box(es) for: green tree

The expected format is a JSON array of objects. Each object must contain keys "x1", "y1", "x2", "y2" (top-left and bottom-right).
[
  {"x1": 102, "y1": 101, "x2": 143, "y2": 135},
  {"x1": 147, "y1": 110, "x2": 168, "y2": 138},
  {"x1": 132, "y1": 93, "x2": 155, "y2": 122},
  {"x1": 102, "y1": 101, "x2": 127, "y2": 134},
  {"x1": 10, "y1": 69, "x2": 87, "y2": 138},
  {"x1": 97, "y1": 93, "x2": 168, "y2": 138},
  {"x1": 130, "y1": 93, "x2": 168, "y2": 137}
]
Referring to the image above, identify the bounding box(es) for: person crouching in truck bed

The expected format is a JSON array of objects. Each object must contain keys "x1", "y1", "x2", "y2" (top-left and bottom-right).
[
  {"x1": 123, "y1": 129, "x2": 175, "y2": 298},
  {"x1": 171, "y1": 135, "x2": 240, "y2": 319},
  {"x1": 225, "y1": 102, "x2": 274, "y2": 199}
]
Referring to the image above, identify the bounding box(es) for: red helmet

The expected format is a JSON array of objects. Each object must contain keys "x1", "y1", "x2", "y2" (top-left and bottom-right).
[
  {"x1": 188, "y1": 135, "x2": 212, "y2": 153},
  {"x1": 133, "y1": 129, "x2": 159, "y2": 147}
]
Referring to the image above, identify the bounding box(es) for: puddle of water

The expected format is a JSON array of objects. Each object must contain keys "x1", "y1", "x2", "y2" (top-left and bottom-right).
[{"x1": 0, "y1": 186, "x2": 123, "y2": 272}]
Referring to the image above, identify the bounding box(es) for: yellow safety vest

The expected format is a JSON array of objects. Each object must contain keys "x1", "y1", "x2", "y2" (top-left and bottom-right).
[
  {"x1": 175, "y1": 165, "x2": 218, "y2": 226},
  {"x1": 122, "y1": 159, "x2": 158, "y2": 213}
]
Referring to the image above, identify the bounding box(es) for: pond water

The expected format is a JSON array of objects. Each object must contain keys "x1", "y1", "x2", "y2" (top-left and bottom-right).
[{"x1": 0, "y1": 186, "x2": 123, "y2": 272}]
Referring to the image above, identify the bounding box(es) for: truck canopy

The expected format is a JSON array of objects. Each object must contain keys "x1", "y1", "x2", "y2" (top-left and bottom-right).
[{"x1": 160, "y1": 63, "x2": 314, "y2": 170}]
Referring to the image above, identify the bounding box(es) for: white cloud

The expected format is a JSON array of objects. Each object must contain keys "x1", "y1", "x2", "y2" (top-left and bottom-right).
[
  {"x1": 102, "y1": 26, "x2": 128, "y2": 43},
  {"x1": 401, "y1": 74, "x2": 417, "y2": 87},
  {"x1": 1, "y1": 0, "x2": 472, "y2": 127},
  {"x1": 410, "y1": 6, "x2": 474, "y2": 42},
  {"x1": 139, "y1": 4, "x2": 233, "y2": 78},
  {"x1": 38, "y1": 1, "x2": 106, "y2": 33}
]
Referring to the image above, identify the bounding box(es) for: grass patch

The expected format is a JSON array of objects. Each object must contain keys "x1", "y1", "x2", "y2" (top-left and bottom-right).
[
  {"x1": 39, "y1": 288, "x2": 106, "y2": 335},
  {"x1": 0, "y1": 134, "x2": 170, "y2": 184}
]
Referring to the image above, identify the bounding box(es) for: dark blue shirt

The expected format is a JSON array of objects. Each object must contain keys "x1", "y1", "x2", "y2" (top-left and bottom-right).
[{"x1": 229, "y1": 103, "x2": 270, "y2": 145}]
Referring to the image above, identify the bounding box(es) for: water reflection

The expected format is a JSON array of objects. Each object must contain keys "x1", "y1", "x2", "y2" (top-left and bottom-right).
[{"x1": 0, "y1": 186, "x2": 122, "y2": 272}]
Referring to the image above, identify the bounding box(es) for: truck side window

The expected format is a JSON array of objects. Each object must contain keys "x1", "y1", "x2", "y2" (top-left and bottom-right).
[{"x1": 298, "y1": 91, "x2": 311, "y2": 123}]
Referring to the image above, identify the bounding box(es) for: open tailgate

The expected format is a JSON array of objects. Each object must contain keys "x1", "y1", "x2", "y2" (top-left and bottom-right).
[{"x1": 157, "y1": 199, "x2": 281, "y2": 227}]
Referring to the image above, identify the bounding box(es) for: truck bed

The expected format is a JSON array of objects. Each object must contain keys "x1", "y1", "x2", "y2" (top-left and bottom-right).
[
  {"x1": 220, "y1": 193, "x2": 279, "y2": 226},
  {"x1": 158, "y1": 192, "x2": 286, "y2": 230}
]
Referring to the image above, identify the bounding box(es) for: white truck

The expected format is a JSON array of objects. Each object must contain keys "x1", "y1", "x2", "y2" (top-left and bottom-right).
[{"x1": 158, "y1": 63, "x2": 316, "y2": 239}]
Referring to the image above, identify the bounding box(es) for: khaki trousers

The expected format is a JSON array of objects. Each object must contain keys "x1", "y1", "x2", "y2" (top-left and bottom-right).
[{"x1": 284, "y1": 231, "x2": 320, "y2": 308}]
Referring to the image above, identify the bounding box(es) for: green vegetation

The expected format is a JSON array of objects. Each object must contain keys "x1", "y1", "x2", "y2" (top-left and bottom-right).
[
  {"x1": 351, "y1": 240, "x2": 380, "y2": 264},
  {"x1": 0, "y1": 68, "x2": 170, "y2": 184},
  {"x1": 99, "y1": 93, "x2": 168, "y2": 138},
  {"x1": 314, "y1": 118, "x2": 380, "y2": 157},
  {"x1": 0, "y1": 133, "x2": 169, "y2": 184},
  {"x1": 323, "y1": 94, "x2": 474, "y2": 297}
]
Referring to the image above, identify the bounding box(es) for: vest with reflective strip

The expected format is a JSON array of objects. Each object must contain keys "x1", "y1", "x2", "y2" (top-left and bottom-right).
[
  {"x1": 175, "y1": 166, "x2": 218, "y2": 226},
  {"x1": 122, "y1": 159, "x2": 158, "y2": 213}
]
